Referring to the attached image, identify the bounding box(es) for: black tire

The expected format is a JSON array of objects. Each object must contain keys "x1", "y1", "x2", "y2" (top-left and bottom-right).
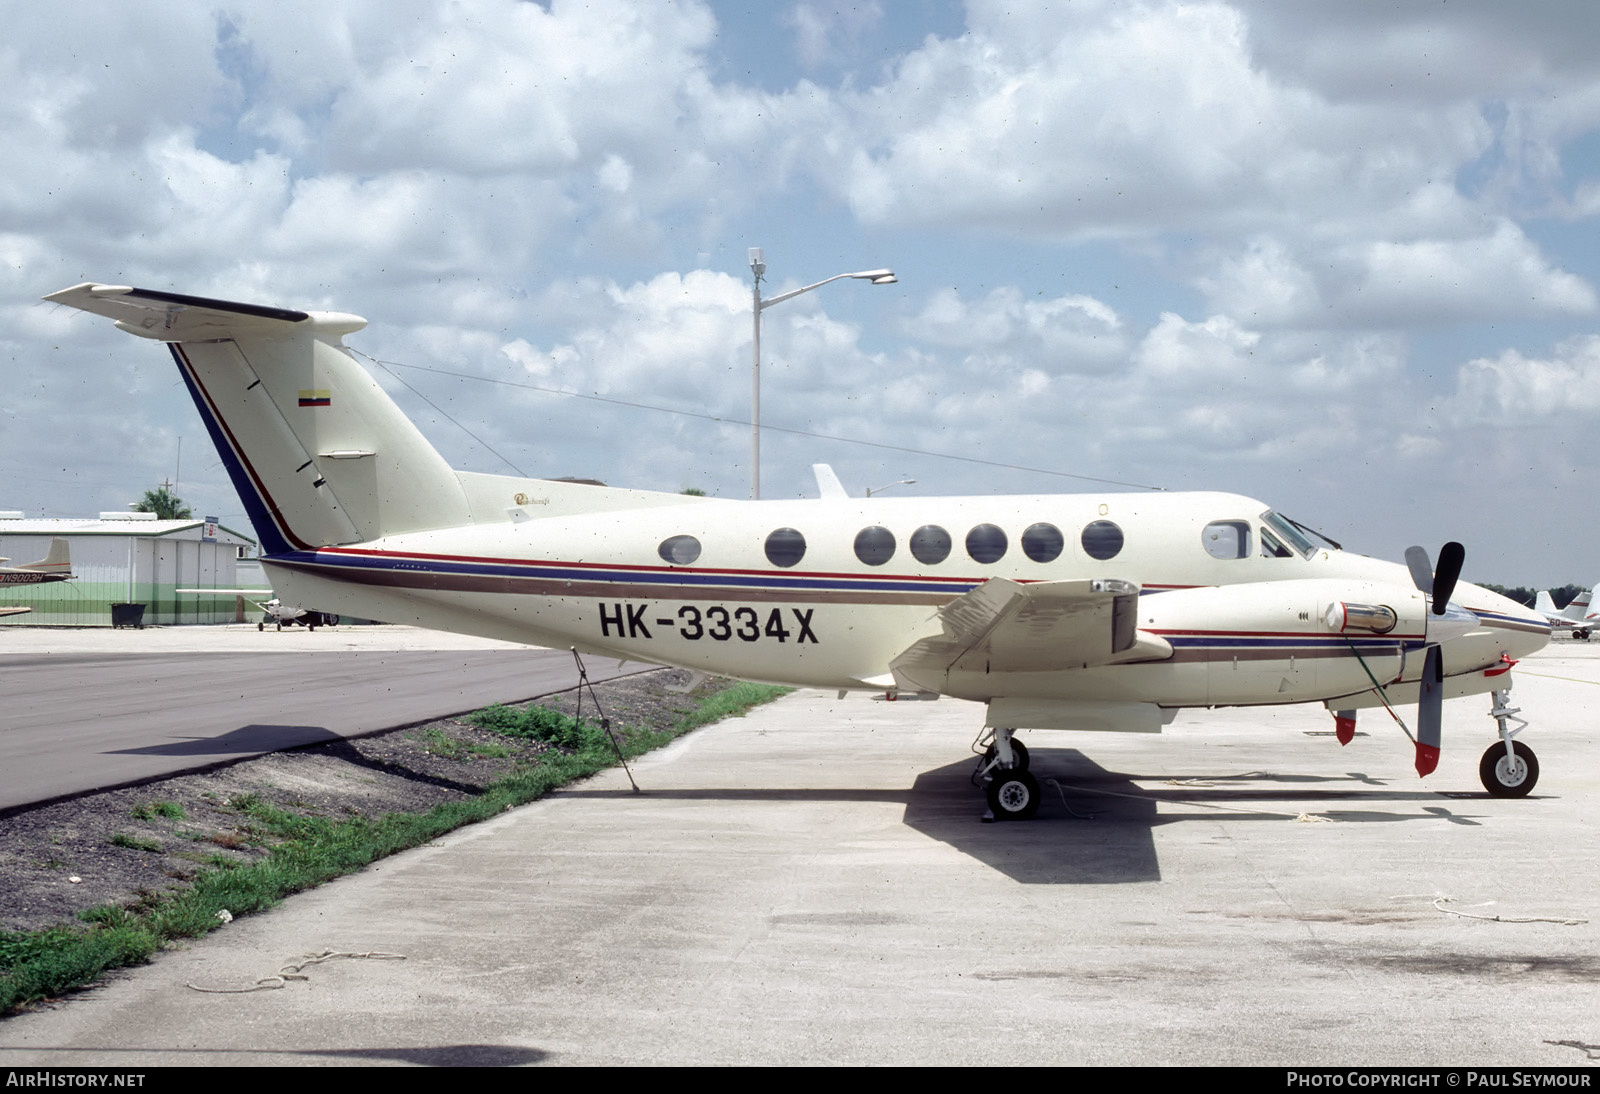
[
  {"x1": 257, "y1": 622, "x2": 264, "y2": 632},
  {"x1": 984, "y1": 739, "x2": 1030, "y2": 771},
  {"x1": 1479, "y1": 741, "x2": 1539, "y2": 798},
  {"x1": 986, "y1": 769, "x2": 1041, "y2": 820}
]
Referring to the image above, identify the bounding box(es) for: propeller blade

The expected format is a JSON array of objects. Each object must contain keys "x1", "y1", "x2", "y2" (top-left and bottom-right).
[
  {"x1": 1415, "y1": 645, "x2": 1444, "y2": 777},
  {"x1": 1404, "y1": 546, "x2": 1434, "y2": 595},
  {"x1": 1431, "y1": 541, "x2": 1465, "y2": 614}
]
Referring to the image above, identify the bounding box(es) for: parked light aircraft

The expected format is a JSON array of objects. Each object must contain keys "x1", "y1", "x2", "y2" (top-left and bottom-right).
[
  {"x1": 44, "y1": 283, "x2": 1552, "y2": 818},
  {"x1": 1534, "y1": 586, "x2": 1596, "y2": 640},
  {"x1": 176, "y1": 588, "x2": 338, "y2": 631},
  {"x1": 0, "y1": 538, "x2": 71, "y2": 618}
]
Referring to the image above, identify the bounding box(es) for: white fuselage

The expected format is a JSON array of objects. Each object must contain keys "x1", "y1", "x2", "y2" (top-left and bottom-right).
[{"x1": 262, "y1": 489, "x2": 1548, "y2": 713}]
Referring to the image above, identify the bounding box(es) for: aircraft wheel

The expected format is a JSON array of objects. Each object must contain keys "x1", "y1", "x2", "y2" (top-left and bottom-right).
[
  {"x1": 1479, "y1": 741, "x2": 1539, "y2": 798},
  {"x1": 257, "y1": 622, "x2": 264, "y2": 632},
  {"x1": 983, "y1": 739, "x2": 1030, "y2": 771},
  {"x1": 986, "y1": 769, "x2": 1041, "y2": 821}
]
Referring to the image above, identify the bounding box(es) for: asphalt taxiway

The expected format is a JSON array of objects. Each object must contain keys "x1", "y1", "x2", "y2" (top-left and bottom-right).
[
  {"x1": 0, "y1": 642, "x2": 1596, "y2": 1066},
  {"x1": 0, "y1": 626, "x2": 633, "y2": 812}
]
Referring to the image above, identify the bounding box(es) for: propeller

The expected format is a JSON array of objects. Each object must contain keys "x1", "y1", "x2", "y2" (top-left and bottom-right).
[{"x1": 1404, "y1": 542, "x2": 1471, "y2": 777}]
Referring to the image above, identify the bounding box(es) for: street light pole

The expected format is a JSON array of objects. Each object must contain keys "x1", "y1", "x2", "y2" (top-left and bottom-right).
[
  {"x1": 865, "y1": 479, "x2": 916, "y2": 497},
  {"x1": 749, "y1": 248, "x2": 896, "y2": 500}
]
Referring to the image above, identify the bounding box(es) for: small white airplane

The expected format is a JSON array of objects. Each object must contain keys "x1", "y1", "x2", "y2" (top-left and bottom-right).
[
  {"x1": 1, "y1": 538, "x2": 72, "y2": 618},
  {"x1": 1533, "y1": 586, "x2": 1596, "y2": 640},
  {"x1": 44, "y1": 283, "x2": 1552, "y2": 817},
  {"x1": 176, "y1": 588, "x2": 338, "y2": 631}
]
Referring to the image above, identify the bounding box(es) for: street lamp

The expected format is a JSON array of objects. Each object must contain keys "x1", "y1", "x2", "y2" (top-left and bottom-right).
[
  {"x1": 749, "y1": 247, "x2": 897, "y2": 500},
  {"x1": 865, "y1": 479, "x2": 916, "y2": 497}
]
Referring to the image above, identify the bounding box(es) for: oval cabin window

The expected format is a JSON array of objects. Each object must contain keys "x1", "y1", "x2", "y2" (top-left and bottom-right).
[
  {"x1": 966, "y1": 523, "x2": 1008, "y2": 564},
  {"x1": 657, "y1": 535, "x2": 702, "y2": 565},
  {"x1": 1080, "y1": 520, "x2": 1124, "y2": 561},
  {"x1": 853, "y1": 526, "x2": 896, "y2": 566},
  {"x1": 764, "y1": 527, "x2": 807, "y2": 568},
  {"x1": 910, "y1": 525, "x2": 952, "y2": 565},
  {"x1": 1021, "y1": 523, "x2": 1064, "y2": 563}
]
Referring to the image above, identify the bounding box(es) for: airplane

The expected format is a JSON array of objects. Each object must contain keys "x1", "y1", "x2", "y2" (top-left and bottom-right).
[
  {"x1": 0, "y1": 538, "x2": 71, "y2": 618},
  {"x1": 0, "y1": 538, "x2": 72, "y2": 587},
  {"x1": 175, "y1": 588, "x2": 338, "y2": 631},
  {"x1": 43, "y1": 282, "x2": 1552, "y2": 818},
  {"x1": 1534, "y1": 586, "x2": 1596, "y2": 640}
]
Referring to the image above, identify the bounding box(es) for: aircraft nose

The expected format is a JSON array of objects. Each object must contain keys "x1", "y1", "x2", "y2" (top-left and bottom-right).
[
  {"x1": 1462, "y1": 583, "x2": 1552, "y2": 658},
  {"x1": 1426, "y1": 602, "x2": 1480, "y2": 645}
]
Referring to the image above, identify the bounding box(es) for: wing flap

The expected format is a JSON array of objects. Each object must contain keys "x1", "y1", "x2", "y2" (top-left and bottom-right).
[{"x1": 890, "y1": 577, "x2": 1168, "y2": 692}]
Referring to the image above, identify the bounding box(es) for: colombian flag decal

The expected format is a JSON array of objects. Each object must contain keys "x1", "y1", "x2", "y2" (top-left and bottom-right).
[{"x1": 298, "y1": 389, "x2": 331, "y2": 407}]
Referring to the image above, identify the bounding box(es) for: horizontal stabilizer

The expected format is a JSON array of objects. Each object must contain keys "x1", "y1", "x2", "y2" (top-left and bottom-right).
[{"x1": 43, "y1": 284, "x2": 364, "y2": 343}]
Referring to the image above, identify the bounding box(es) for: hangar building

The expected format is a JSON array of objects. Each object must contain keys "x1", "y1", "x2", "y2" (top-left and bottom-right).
[{"x1": 0, "y1": 513, "x2": 257, "y2": 626}]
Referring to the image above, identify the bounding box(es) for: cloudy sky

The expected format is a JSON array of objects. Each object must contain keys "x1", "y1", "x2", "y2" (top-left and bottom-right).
[{"x1": 5, "y1": 0, "x2": 1599, "y2": 586}]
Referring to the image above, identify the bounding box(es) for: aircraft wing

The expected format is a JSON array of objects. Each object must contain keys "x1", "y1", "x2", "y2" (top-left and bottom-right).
[
  {"x1": 176, "y1": 588, "x2": 276, "y2": 610},
  {"x1": 0, "y1": 606, "x2": 32, "y2": 617},
  {"x1": 889, "y1": 577, "x2": 1171, "y2": 693}
]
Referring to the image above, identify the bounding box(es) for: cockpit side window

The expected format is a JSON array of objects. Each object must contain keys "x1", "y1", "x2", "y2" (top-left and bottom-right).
[
  {"x1": 1260, "y1": 510, "x2": 1315, "y2": 558},
  {"x1": 1202, "y1": 521, "x2": 1251, "y2": 560},
  {"x1": 1260, "y1": 529, "x2": 1294, "y2": 559}
]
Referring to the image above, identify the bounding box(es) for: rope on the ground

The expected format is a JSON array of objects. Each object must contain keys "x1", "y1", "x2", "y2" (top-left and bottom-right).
[
  {"x1": 1431, "y1": 896, "x2": 1586, "y2": 926},
  {"x1": 186, "y1": 949, "x2": 406, "y2": 993}
]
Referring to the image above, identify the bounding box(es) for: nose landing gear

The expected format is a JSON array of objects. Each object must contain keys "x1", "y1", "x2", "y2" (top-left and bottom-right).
[{"x1": 1480, "y1": 689, "x2": 1538, "y2": 797}]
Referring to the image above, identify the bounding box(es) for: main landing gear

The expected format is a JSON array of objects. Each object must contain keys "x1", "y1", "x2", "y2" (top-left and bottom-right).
[
  {"x1": 1480, "y1": 689, "x2": 1538, "y2": 797},
  {"x1": 975, "y1": 728, "x2": 1039, "y2": 821}
]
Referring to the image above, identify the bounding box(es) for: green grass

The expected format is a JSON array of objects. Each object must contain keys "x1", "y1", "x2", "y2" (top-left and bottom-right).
[
  {"x1": 413, "y1": 727, "x2": 510, "y2": 760},
  {"x1": 0, "y1": 680, "x2": 790, "y2": 1016}
]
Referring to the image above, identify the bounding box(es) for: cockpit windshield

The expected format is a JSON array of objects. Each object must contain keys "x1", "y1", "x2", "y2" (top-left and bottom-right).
[{"x1": 1260, "y1": 510, "x2": 1317, "y2": 559}]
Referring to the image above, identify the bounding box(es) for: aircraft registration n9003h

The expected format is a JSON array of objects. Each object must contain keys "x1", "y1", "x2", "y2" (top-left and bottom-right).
[{"x1": 43, "y1": 282, "x2": 1551, "y2": 819}]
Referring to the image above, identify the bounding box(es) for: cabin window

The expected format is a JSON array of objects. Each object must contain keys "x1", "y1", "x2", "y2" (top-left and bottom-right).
[
  {"x1": 1202, "y1": 521, "x2": 1251, "y2": 560},
  {"x1": 910, "y1": 525, "x2": 952, "y2": 564},
  {"x1": 1021, "y1": 522, "x2": 1064, "y2": 563},
  {"x1": 1081, "y1": 520, "x2": 1124, "y2": 561},
  {"x1": 658, "y1": 535, "x2": 702, "y2": 565},
  {"x1": 764, "y1": 527, "x2": 807, "y2": 568},
  {"x1": 966, "y1": 523, "x2": 1008, "y2": 564},
  {"x1": 853, "y1": 526, "x2": 896, "y2": 566}
]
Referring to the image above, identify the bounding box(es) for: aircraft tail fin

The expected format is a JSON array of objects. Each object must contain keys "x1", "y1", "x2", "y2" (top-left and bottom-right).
[
  {"x1": 1535, "y1": 590, "x2": 1559, "y2": 616},
  {"x1": 15, "y1": 537, "x2": 70, "y2": 575},
  {"x1": 1565, "y1": 584, "x2": 1595, "y2": 621},
  {"x1": 45, "y1": 284, "x2": 474, "y2": 555}
]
